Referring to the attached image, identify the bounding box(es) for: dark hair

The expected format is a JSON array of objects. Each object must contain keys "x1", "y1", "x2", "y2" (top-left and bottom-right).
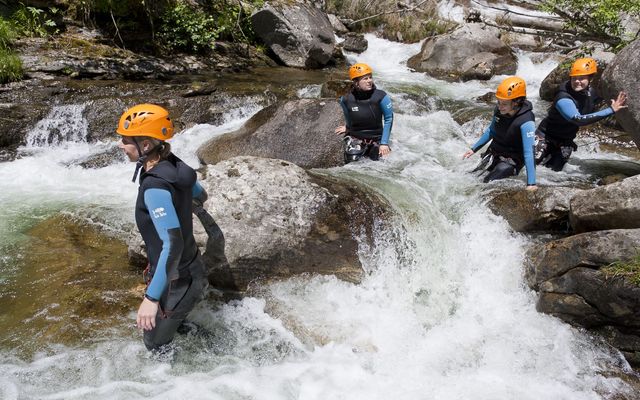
[{"x1": 135, "y1": 137, "x2": 171, "y2": 159}]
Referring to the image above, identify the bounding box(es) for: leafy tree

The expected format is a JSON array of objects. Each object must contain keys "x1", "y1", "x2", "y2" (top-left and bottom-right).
[{"x1": 540, "y1": 0, "x2": 640, "y2": 49}]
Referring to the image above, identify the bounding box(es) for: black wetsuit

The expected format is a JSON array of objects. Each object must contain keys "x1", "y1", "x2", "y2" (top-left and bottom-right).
[
  {"x1": 339, "y1": 85, "x2": 393, "y2": 163},
  {"x1": 136, "y1": 153, "x2": 208, "y2": 350},
  {"x1": 537, "y1": 81, "x2": 613, "y2": 171}
]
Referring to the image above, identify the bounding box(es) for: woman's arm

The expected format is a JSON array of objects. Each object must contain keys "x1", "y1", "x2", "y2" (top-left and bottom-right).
[{"x1": 520, "y1": 120, "x2": 536, "y2": 186}]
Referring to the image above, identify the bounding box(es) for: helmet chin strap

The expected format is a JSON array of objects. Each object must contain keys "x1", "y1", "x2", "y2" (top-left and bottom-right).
[{"x1": 131, "y1": 139, "x2": 161, "y2": 183}]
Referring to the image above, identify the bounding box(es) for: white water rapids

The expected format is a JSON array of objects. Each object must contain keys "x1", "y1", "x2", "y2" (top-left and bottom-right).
[{"x1": 0, "y1": 35, "x2": 636, "y2": 399}]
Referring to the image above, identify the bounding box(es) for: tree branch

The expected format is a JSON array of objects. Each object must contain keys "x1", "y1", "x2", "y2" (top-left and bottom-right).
[{"x1": 349, "y1": 0, "x2": 430, "y2": 25}]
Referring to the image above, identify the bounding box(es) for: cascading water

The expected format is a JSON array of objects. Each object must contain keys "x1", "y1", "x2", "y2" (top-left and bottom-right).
[{"x1": 0, "y1": 35, "x2": 637, "y2": 399}]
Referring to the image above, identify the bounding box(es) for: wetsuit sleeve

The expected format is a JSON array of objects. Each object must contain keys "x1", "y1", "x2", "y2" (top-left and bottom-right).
[
  {"x1": 379, "y1": 95, "x2": 394, "y2": 145},
  {"x1": 143, "y1": 188, "x2": 184, "y2": 301},
  {"x1": 470, "y1": 117, "x2": 496, "y2": 152},
  {"x1": 339, "y1": 97, "x2": 351, "y2": 129},
  {"x1": 192, "y1": 181, "x2": 208, "y2": 206},
  {"x1": 556, "y1": 98, "x2": 614, "y2": 126},
  {"x1": 520, "y1": 120, "x2": 536, "y2": 185}
]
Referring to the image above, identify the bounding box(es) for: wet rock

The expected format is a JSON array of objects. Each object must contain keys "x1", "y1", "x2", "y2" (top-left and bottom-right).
[
  {"x1": 0, "y1": 214, "x2": 140, "y2": 355},
  {"x1": 570, "y1": 174, "x2": 640, "y2": 233},
  {"x1": 251, "y1": 2, "x2": 337, "y2": 68},
  {"x1": 524, "y1": 228, "x2": 640, "y2": 290},
  {"x1": 407, "y1": 23, "x2": 516, "y2": 82},
  {"x1": 342, "y1": 32, "x2": 368, "y2": 53},
  {"x1": 129, "y1": 157, "x2": 392, "y2": 292},
  {"x1": 484, "y1": 186, "x2": 584, "y2": 232},
  {"x1": 320, "y1": 79, "x2": 351, "y2": 98},
  {"x1": 197, "y1": 98, "x2": 344, "y2": 169},
  {"x1": 525, "y1": 229, "x2": 640, "y2": 368},
  {"x1": 599, "y1": 37, "x2": 640, "y2": 150}
]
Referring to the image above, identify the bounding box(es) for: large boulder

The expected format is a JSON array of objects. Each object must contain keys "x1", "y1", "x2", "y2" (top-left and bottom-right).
[
  {"x1": 406, "y1": 23, "x2": 516, "y2": 82},
  {"x1": 569, "y1": 174, "x2": 640, "y2": 233},
  {"x1": 197, "y1": 99, "x2": 344, "y2": 169},
  {"x1": 539, "y1": 45, "x2": 615, "y2": 101},
  {"x1": 599, "y1": 38, "x2": 640, "y2": 149},
  {"x1": 251, "y1": 2, "x2": 337, "y2": 68},
  {"x1": 129, "y1": 156, "x2": 392, "y2": 292},
  {"x1": 525, "y1": 229, "x2": 640, "y2": 367},
  {"x1": 484, "y1": 186, "x2": 584, "y2": 232}
]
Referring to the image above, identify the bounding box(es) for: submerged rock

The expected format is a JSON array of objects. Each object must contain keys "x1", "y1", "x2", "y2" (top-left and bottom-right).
[{"x1": 0, "y1": 214, "x2": 140, "y2": 355}]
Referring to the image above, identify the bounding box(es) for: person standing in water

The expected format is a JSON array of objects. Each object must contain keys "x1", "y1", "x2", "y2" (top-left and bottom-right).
[
  {"x1": 463, "y1": 77, "x2": 537, "y2": 190},
  {"x1": 535, "y1": 57, "x2": 628, "y2": 171},
  {"x1": 116, "y1": 103, "x2": 209, "y2": 351},
  {"x1": 335, "y1": 62, "x2": 394, "y2": 163}
]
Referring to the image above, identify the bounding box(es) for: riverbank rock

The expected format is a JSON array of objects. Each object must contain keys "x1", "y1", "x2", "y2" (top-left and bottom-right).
[
  {"x1": 599, "y1": 38, "x2": 640, "y2": 150},
  {"x1": 484, "y1": 186, "x2": 584, "y2": 232},
  {"x1": 342, "y1": 32, "x2": 368, "y2": 53},
  {"x1": 161, "y1": 156, "x2": 388, "y2": 292},
  {"x1": 197, "y1": 99, "x2": 344, "y2": 169},
  {"x1": 569, "y1": 174, "x2": 640, "y2": 233},
  {"x1": 406, "y1": 23, "x2": 516, "y2": 82},
  {"x1": 251, "y1": 2, "x2": 337, "y2": 68},
  {"x1": 524, "y1": 228, "x2": 640, "y2": 368}
]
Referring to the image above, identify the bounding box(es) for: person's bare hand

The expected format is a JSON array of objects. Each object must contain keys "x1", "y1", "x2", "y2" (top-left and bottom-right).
[
  {"x1": 379, "y1": 145, "x2": 391, "y2": 157},
  {"x1": 611, "y1": 91, "x2": 628, "y2": 113},
  {"x1": 462, "y1": 149, "x2": 475, "y2": 159},
  {"x1": 525, "y1": 185, "x2": 538, "y2": 192},
  {"x1": 136, "y1": 297, "x2": 158, "y2": 331},
  {"x1": 335, "y1": 125, "x2": 347, "y2": 135}
]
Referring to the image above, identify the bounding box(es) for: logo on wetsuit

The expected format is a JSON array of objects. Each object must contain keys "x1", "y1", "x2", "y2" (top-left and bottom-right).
[
  {"x1": 351, "y1": 106, "x2": 359, "y2": 112},
  {"x1": 152, "y1": 207, "x2": 167, "y2": 219}
]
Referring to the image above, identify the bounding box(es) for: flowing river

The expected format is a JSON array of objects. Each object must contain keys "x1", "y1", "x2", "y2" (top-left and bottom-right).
[{"x1": 0, "y1": 35, "x2": 637, "y2": 399}]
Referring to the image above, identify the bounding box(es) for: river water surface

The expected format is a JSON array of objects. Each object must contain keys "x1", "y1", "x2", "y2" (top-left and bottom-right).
[{"x1": 0, "y1": 35, "x2": 638, "y2": 399}]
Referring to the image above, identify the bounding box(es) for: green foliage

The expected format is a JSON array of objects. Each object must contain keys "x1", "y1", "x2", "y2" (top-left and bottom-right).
[
  {"x1": 602, "y1": 253, "x2": 640, "y2": 286},
  {"x1": 11, "y1": 3, "x2": 59, "y2": 38},
  {"x1": 158, "y1": 2, "x2": 221, "y2": 53},
  {"x1": 0, "y1": 47, "x2": 23, "y2": 84},
  {"x1": 0, "y1": 18, "x2": 18, "y2": 50},
  {"x1": 540, "y1": 0, "x2": 640, "y2": 49}
]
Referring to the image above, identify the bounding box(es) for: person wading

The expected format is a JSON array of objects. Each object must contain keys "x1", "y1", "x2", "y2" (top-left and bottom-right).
[
  {"x1": 335, "y1": 63, "x2": 394, "y2": 163},
  {"x1": 116, "y1": 103, "x2": 209, "y2": 351},
  {"x1": 463, "y1": 77, "x2": 538, "y2": 190}
]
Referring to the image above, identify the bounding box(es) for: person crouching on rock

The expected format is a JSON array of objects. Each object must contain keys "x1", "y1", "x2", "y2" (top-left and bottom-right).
[
  {"x1": 462, "y1": 77, "x2": 538, "y2": 191},
  {"x1": 116, "y1": 103, "x2": 209, "y2": 352},
  {"x1": 335, "y1": 62, "x2": 394, "y2": 163},
  {"x1": 535, "y1": 57, "x2": 627, "y2": 171}
]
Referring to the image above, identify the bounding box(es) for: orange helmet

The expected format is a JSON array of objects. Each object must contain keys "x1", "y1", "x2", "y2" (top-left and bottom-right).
[
  {"x1": 349, "y1": 63, "x2": 373, "y2": 80},
  {"x1": 116, "y1": 104, "x2": 174, "y2": 141},
  {"x1": 569, "y1": 57, "x2": 597, "y2": 77},
  {"x1": 495, "y1": 77, "x2": 526, "y2": 100}
]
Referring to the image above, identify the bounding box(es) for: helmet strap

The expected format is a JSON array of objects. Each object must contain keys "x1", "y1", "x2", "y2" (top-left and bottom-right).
[{"x1": 130, "y1": 138, "x2": 162, "y2": 183}]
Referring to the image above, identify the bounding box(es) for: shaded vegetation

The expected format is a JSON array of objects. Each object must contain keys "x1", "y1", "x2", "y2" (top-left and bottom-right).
[
  {"x1": 325, "y1": 0, "x2": 456, "y2": 43},
  {"x1": 540, "y1": 0, "x2": 640, "y2": 50}
]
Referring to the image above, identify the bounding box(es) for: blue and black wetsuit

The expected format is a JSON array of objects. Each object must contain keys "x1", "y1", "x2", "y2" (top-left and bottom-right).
[
  {"x1": 136, "y1": 153, "x2": 208, "y2": 350},
  {"x1": 339, "y1": 85, "x2": 393, "y2": 162},
  {"x1": 471, "y1": 100, "x2": 536, "y2": 185},
  {"x1": 537, "y1": 80, "x2": 613, "y2": 171}
]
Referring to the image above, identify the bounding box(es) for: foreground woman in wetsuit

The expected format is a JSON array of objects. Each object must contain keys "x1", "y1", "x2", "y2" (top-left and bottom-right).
[
  {"x1": 116, "y1": 104, "x2": 209, "y2": 351},
  {"x1": 335, "y1": 62, "x2": 394, "y2": 163},
  {"x1": 535, "y1": 57, "x2": 628, "y2": 171},
  {"x1": 462, "y1": 77, "x2": 537, "y2": 190}
]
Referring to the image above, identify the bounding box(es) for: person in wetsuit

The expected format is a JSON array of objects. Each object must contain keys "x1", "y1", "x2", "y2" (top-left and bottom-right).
[
  {"x1": 535, "y1": 57, "x2": 628, "y2": 171},
  {"x1": 116, "y1": 103, "x2": 209, "y2": 351},
  {"x1": 462, "y1": 76, "x2": 538, "y2": 190},
  {"x1": 335, "y1": 62, "x2": 394, "y2": 163}
]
